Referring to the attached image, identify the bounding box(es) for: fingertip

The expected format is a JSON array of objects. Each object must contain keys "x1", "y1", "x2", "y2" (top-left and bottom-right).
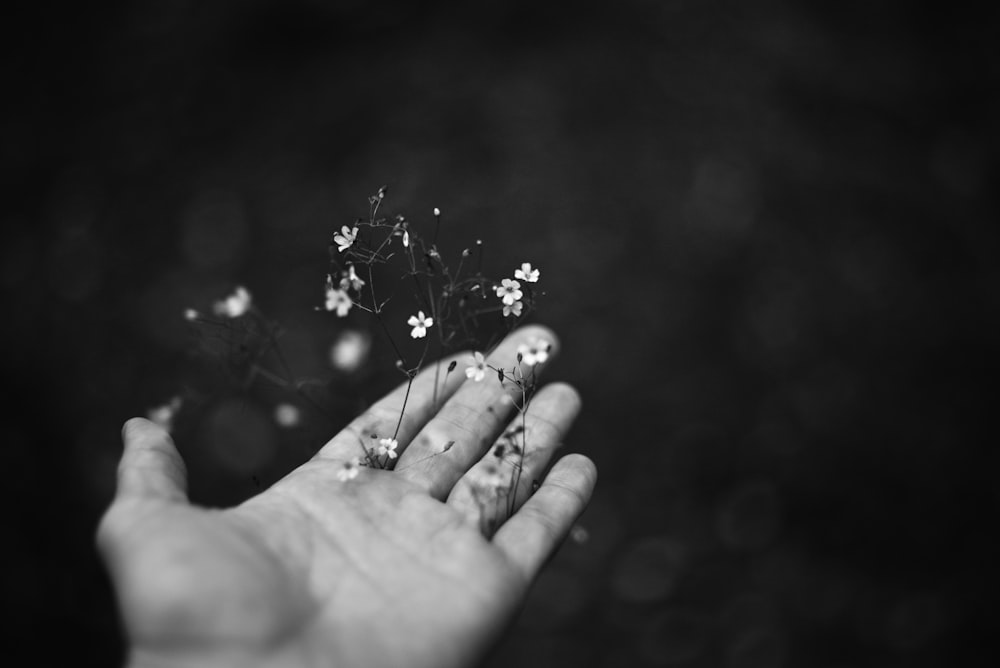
[
  {"x1": 493, "y1": 450, "x2": 598, "y2": 582},
  {"x1": 121, "y1": 417, "x2": 140, "y2": 440},
  {"x1": 559, "y1": 452, "x2": 597, "y2": 478},
  {"x1": 549, "y1": 453, "x2": 598, "y2": 500},
  {"x1": 543, "y1": 382, "x2": 583, "y2": 415},
  {"x1": 117, "y1": 416, "x2": 188, "y2": 504}
]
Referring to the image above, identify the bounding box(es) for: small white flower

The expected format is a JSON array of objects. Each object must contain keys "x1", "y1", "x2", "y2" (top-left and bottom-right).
[
  {"x1": 495, "y1": 278, "x2": 522, "y2": 306},
  {"x1": 402, "y1": 230, "x2": 410, "y2": 248},
  {"x1": 325, "y1": 286, "x2": 353, "y2": 317},
  {"x1": 502, "y1": 300, "x2": 523, "y2": 318},
  {"x1": 147, "y1": 396, "x2": 182, "y2": 433},
  {"x1": 377, "y1": 438, "x2": 398, "y2": 460},
  {"x1": 344, "y1": 264, "x2": 365, "y2": 292},
  {"x1": 433, "y1": 207, "x2": 441, "y2": 216},
  {"x1": 333, "y1": 225, "x2": 359, "y2": 253},
  {"x1": 477, "y1": 463, "x2": 505, "y2": 490},
  {"x1": 465, "y1": 352, "x2": 487, "y2": 382},
  {"x1": 212, "y1": 286, "x2": 252, "y2": 318},
  {"x1": 336, "y1": 457, "x2": 361, "y2": 481},
  {"x1": 183, "y1": 308, "x2": 199, "y2": 321},
  {"x1": 514, "y1": 262, "x2": 539, "y2": 283},
  {"x1": 407, "y1": 310, "x2": 433, "y2": 338},
  {"x1": 517, "y1": 337, "x2": 551, "y2": 366},
  {"x1": 330, "y1": 329, "x2": 371, "y2": 372}
]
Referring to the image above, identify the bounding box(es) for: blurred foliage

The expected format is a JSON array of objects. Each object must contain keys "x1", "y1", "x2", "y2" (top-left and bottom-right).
[{"x1": 2, "y1": 0, "x2": 998, "y2": 666}]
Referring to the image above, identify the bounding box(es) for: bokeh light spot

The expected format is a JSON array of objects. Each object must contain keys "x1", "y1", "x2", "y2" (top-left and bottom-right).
[
  {"x1": 330, "y1": 329, "x2": 371, "y2": 373},
  {"x1": 274, "y1": 402, "x2": 302, "y2": 428}
]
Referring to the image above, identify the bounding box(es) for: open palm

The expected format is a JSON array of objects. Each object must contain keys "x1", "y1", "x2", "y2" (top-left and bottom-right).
[{"x1": 98, "y1": 326, "x2": 596, "y2": 668}]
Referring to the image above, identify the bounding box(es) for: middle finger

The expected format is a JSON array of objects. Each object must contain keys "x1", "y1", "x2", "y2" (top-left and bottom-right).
[{"x1": 395, "y1": 324, "x2": 559, "y2": 498}]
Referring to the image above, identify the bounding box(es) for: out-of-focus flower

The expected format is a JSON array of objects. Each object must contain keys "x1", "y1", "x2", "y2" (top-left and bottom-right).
[
  {"x1": 325, "y1": 285, "x2": 353, "y2": 317},
  {"x1": 408, "y1": 311, "x2": 433, "y2": 338},
  {"x1": 333, "y1": 225, "x2": 359, "y2": 252},
  {"x1": 466, "y1": 352, "x2": 487, "y2": 382},
  {"x1": 274, "y1": 403, "x2": 301, "y2": 428},
  {"x1": 183, "y1": 308, "x2": 199, "y2": 321},
  {"x1": 336, "y1": 457, "x2": 361, "y2": 481},
  {"x1": 330, "y1": 329, "x2": 371, "y2": 372},
  {"x1": 344, "y1": 264, "x2": 365, "y2": 292},
  {"x1": 517, "y1": 337, "x2": 551, "y2": 366},
  {"x1": 495, "y1": 278, "x2": 522, "y2": 306},
  {"x1": 503, "y1": 301, "x2": 523, "y2": 318},
  {"x1": 212, "y1": 286, "x2": 252, "y2": 318},
  {"x1": 477, "y1": 463, "x2": 505, "y2": 490},
  {"x1": 514, "y1": 262, "x2": 539, "y2": 283},
  {"x1": 377, "y1": 438, "x2": 398, "y2": 460},
  {"x1": 147, "y1": 396, "x2": 183, "y2": 433}
]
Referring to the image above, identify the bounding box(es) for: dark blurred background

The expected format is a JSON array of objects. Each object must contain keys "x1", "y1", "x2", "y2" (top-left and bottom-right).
[{"x1": 3, "y1": 0, "x2": 998, "y2": 666}]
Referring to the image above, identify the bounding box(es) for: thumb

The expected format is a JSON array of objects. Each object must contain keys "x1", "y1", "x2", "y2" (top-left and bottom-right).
[{"x1": 114, "y1": 417, "x2": 189, "y2": 504}]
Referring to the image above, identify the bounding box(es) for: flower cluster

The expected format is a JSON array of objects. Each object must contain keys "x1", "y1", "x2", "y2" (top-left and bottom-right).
[
  {"x1": 169, "y1": 188, "x2": 553, "y2": 510},
  {"x1": 495, "y1": 262, "x2": 539, "y2": 318},
  {"x1": 324, "y1": 263, "x2": 367, "y2": 318},
  {"x1": 324, "y1": 189, "x2": 544, "y2": 358}
]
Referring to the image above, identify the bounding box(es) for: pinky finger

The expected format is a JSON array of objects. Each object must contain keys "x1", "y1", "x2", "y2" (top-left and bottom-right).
[{"x1": 492, "y1": 453, "x2": 597, "y2": 582}]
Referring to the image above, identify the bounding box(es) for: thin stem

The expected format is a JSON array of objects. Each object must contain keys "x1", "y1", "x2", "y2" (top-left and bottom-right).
[{"x1": 392, "y1": 374, "x2": 414, "y2": 441}]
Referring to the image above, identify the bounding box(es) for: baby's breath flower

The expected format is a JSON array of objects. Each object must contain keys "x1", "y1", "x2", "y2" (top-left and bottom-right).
[
  {"x1": 274, "y1": 403, "x2": 301, "y2": 428},
  {"x1": 330, "y1": 329, "x2": 370, "y2": 372},
  {"x1": 212, "y1": 286, "x2": 252, "y2": 318},
  {"x1": 344, "y1": 264, "x2": 365, "y2": 292},
  {"x1": 336, "y1": 457, "x2": 361, "y2": 481},
  {"x1": 517, "y1": 337, "x2": 551, "y2": 366},
  {"x1": 407, "y1": 310, "x2": 433, "y2": 338},
  {"x1": 183, "y1": 308, "x2": 199, "y2": 321},
  {"x1": 333, "y1": 225, "x2": 359, "y2": 253},
  {"x1": 514, "y1": 262, "x2": 540, "y2": 283},
  {"x1": 477, "y1": 463, "x2": 505, "y2": 490},
  {"x1": 502, "y1": 300, "x2": 523, "y2": 318},
  {"x1": 377, "y1": 438, "x2": 398, "y2": 460},
  {"x1": 325, "y1": 286, "x2": 353, "y2": 317},
  {"x1": 465, "y1": 352, "x2": 487, "y2": 382},
  {"x1": 496, "y1": 278, "x2": 522, "y2": 306},
  {"x1": 147, "y1": 396, "x2": 182, "y2": 432},
  {"x1": 402, "y1": 230, "x2": 410, "y2": 248}
]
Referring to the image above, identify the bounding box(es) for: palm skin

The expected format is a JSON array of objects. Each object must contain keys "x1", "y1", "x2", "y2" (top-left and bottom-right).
[
  {"x1": 103, "y1": 462, "x2": 525, "y2": 668},
  {"x1": 98, "y1": 326, "x2": 596, "y2": 668}
]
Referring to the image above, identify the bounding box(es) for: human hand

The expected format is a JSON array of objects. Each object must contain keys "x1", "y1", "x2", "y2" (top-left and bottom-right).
[{"x1": 97, "y1": 325, "x2": 596, "y2": 668}]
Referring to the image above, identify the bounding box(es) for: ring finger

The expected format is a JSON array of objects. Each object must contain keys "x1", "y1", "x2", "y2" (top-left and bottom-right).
[{"x1": 445, "y1": 382, "x2": 582, "y2": 536}]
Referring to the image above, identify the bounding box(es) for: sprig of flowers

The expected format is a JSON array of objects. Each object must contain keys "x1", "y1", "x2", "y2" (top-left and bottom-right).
[
  {"x1": 316, "y1": 187, "x2": 549, "y2": 482},
  {"x1": 166, "y1": 187, "x2": 553, "y2": 526}
]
